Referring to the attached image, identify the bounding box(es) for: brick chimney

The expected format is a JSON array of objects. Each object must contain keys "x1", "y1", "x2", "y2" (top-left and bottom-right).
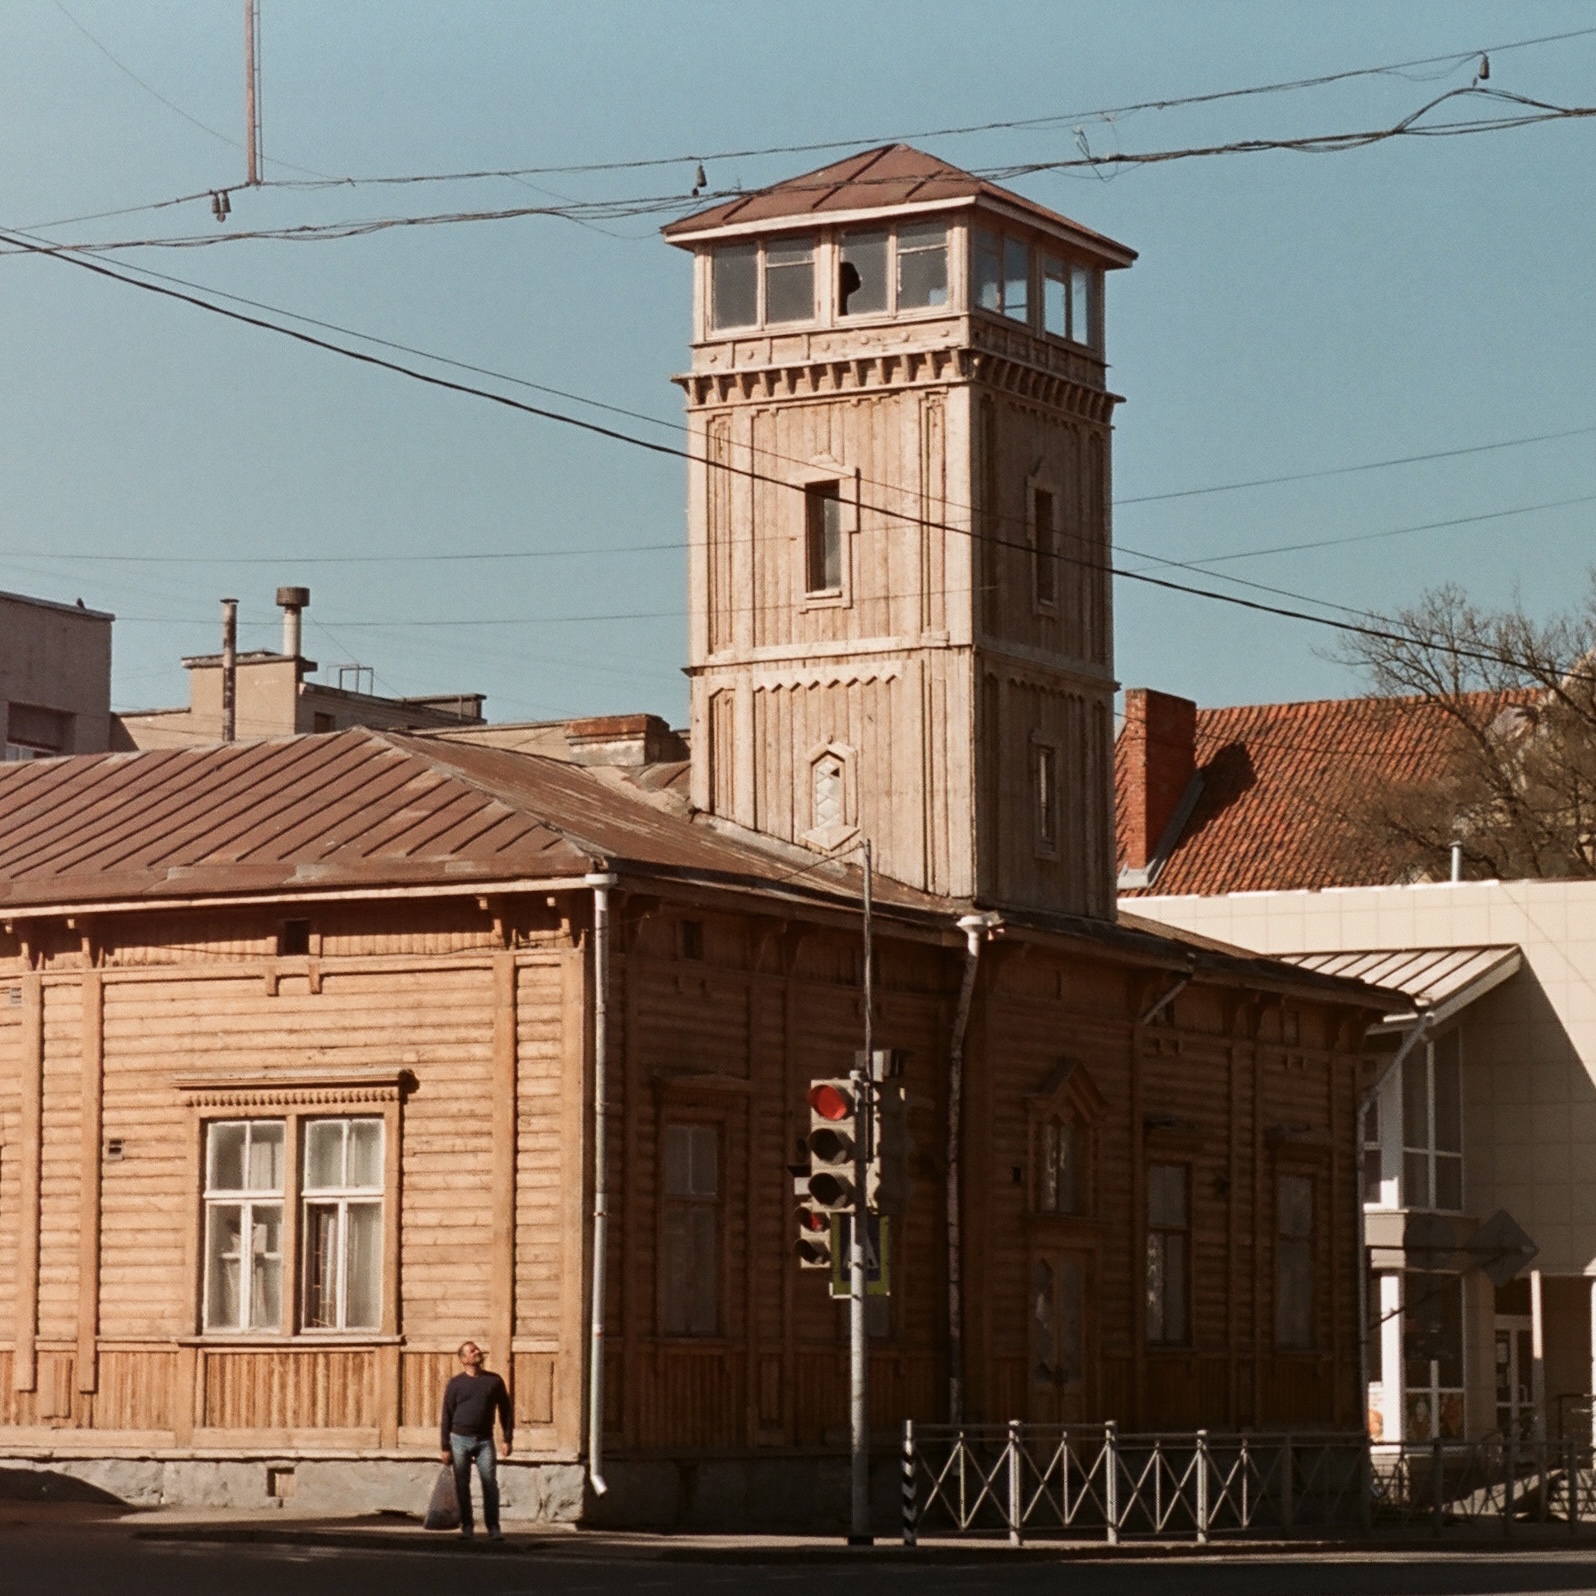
[{"x1": 1120, "y1": 688, "x2": 1197, "y2": 871}]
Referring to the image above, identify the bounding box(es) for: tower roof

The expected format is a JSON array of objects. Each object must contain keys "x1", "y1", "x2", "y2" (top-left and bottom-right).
[{"x1": 662, "y1": 143, "x2": 1135, "y2": 265}]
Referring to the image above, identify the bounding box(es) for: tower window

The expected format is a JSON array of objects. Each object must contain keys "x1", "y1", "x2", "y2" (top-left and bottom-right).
[
  {"x1": 840, "y1": 230, "x2": 888, "y2": 316},
  {"x1": 805, "y1": 481, "x2": 844, "y2": 593},
  {"x1": 710, "y1": 243, "x2": 758, "y2": 330},
  {"x1": 973, "y1": 228, "x2": 1002, "y2": 312},
  {"x1": 764, "y1": 237, "x2": 815, "y2": 324},
  {"x1": 1032, "y1": 486, "x2": 1057, "y2": 608},
  {"x1": 896, "y1": 221, "x2": 948, "y2": 309},
  {"x1": 1003, "y1": 237, "x2": 1031, "y2": 325},
  {"x1": 1071, "y1": 265, "x2": 1095, "y2": 347},
  {"x1": 1035, "y1": 743, "x2": 1058, "y2": 851},
  {"x1": 1043, "y1": 258, "x2": 1068, "y2": 337}
]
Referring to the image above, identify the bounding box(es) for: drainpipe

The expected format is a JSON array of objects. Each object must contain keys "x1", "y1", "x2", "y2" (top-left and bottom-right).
[
  {"x1": 585, "y1": 871, "x2": 618, "y2": 1497},
  {"x1": 946, "y1": 911, "x2": 1000, "y2": 1425},
  {"x1": 1355, "y1": 1010, "x2": 1433, "y2": 1441}
]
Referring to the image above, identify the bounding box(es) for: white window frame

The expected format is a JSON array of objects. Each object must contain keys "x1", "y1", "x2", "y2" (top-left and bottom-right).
[
  {"x1": 202, "y1": 1118, "x2": 286, "y2": 1334},
  {"x1": 300, "y1": 1116, "x2": 385, "y2": 1333},
  {"x1": 1400, "y1": 1033, "x2": 1463, "y2": 1213}
]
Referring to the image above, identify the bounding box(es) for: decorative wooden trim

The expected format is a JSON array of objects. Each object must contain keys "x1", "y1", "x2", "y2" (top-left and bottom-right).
[
  {"x1": 76, "y1": 973, "x2": 104, "y2": 1394},
  {"x1": 175, "y1": 1068, "x2": 408, "y2": 1109},
  {"x1": 13, "y1": 974, "x2": 42, "y2": 1394},
  {"x1": 554, "y1": 944, "x2": 588, "y2": 1456},
  {"x1": 651, "y1": 1071, "x2": 754, "y2": 1095}
]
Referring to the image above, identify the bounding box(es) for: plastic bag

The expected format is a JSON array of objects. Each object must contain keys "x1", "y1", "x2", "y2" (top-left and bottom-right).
[{"x1": 423, "y1": 1462, "x2": 461, "y2": 1531}]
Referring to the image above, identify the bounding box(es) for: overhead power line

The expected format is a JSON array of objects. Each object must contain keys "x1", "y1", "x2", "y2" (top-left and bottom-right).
[
  {"x1": 4, "y1": 225, "x2": 1592, "y2": 688},
  {"x1": 245, "y1": 24, "x2": 1596, "y2": 191}
]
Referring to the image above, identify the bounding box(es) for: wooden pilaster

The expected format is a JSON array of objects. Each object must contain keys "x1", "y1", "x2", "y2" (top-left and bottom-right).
[
  {"x1": 490, "y1": 953, "x2": 518, "y2": 1385},
  {"x1": 14, "y1": 973, "x2": 42, "y2": 1394},
  {"x1": 76, "y1": 971, "x2": 104, "y2": 1394}
]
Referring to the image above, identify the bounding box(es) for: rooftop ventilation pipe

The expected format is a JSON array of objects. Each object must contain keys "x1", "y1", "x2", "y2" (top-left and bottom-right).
[
  {"x1": 276, "y1": 586, "x2": 310, "y2": 661},
  {"x1": 220, "y1": 598, "x2": 238, "y2": 743}
]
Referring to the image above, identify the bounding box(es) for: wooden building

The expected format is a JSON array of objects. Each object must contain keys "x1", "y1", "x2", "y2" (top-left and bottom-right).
[{"x1": 0, "y1": 150, "x2": 1391, "y2": 1525}]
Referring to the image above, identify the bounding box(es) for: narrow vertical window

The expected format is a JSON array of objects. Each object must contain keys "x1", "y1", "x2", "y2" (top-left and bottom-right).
[
  {"x1": 973, "y1": 228, "x2": 1002, "y2": 312},
  {"x1": 1043, "y1": 256, "x2": 1068, "y2": 337},
  {"x1": 661, "y1": 1123, "x2": 719, "y2": 1336},
  {"x1": 895, "y1": 220, "x2": 948, "y2": 309},
  {"x1": 1070, "y1": 264, "x2": 1094, "y2": 345},
  {"x1": 840, "y1": 229, "x2": 888, "y2": 315},
  {"x1": 1003, "y1": 236, "x2": 1031, "y2": 325},
  {"x1": 710, "y1": 243, "x2": 758, "y2": 330},
  {"x1": 805, "y1": 481, "x2": 843, "y2": 593},
  {"x1": 1431, "y1": 1033, "x2": 1463, "y2": 1210},
  {"x1": 1276, "y1": 1173, "x2": 1315, "y2": 1349},
  {"x1": 813, "y1": 754, "x2": 844, "y2": 833},
  {"x1": 301, "y1": 1117, "x2": 384, "y2": 1331},
  {"x1": 1039, "y1": 1114, "x2": 1079, "y2": 1213},
  {"x1": 764, "y1": 237, "x2": 815, "y2": 324},
  {"x1": 1032, "y1": 485, "x2": 1057, "y2": 607},
  {"x1": 1362, "y1": 1094, "x2": 1384, "y2": 1204},
  {"x1": 203, "y1": 1120, "x2": 285, "y2": 1332},
  {"x1": 1035, "y1": 743, "x2": 1058, "y2": 852},
  {"x1": 1401, "y1": 1049, "x2": 1432, "y2": 1209},
  {"x1": 1146, "y1": 1163, "x2": 1189, "y2": 1344}
]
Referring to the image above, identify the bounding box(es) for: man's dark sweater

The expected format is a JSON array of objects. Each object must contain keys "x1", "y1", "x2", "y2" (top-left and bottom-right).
[{"x1": 440, "y1": 1370, "x2": 513, "y2": 1450}]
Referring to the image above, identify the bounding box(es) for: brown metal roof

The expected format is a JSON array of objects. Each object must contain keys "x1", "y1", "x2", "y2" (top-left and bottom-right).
[
  {"x1": 0, "y1": 727, "x2": 937, "y2": 913},
  {"x1": 0, "y1": 728, "x2": 1393, "y2": 1011},
  {"x1": 662, "y1": 144, "x2": 1135, "y2": 264}
]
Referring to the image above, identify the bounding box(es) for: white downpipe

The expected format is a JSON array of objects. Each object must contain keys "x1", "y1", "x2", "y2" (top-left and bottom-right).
[
  {"x1": 585, "y1": 871, "x2": 618, "y2": 1497},
  {"x1": 946, "y1": 911, "x2": 998, "y2": 1426}
]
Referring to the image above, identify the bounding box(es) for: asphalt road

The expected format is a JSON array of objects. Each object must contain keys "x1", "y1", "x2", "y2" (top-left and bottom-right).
[{"x1": 16, "y1": 1511, "x2": 1596, "y2": 1596}]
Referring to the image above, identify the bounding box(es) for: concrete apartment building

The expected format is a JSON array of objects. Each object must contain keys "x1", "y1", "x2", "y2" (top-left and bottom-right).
[
  {"x1": 0, "y1": 590, "x2": 113, "y2": 759},
  {"x1": 1118, "y1": 687, "x2": 1596, "y2": 1449}
]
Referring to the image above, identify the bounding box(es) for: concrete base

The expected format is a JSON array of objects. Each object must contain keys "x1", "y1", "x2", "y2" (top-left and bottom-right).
[{"x1": 0, "y1": 1451, "x2": 897, "y2": 1532}]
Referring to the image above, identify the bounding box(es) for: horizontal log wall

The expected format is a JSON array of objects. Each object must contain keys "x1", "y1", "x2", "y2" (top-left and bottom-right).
[{"x1": 0, "y1": 892, "x2": 1368, "y2": 1458}]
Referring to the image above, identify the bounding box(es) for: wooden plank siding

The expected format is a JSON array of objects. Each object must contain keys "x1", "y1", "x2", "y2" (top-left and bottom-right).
[{"x1": 0, "y1": 890, "x2": 1370, "y2": 1457}]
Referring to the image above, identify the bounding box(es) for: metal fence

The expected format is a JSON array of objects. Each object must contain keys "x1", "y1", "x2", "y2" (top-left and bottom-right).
[{"x1": 900, "y1": 1421, "x2": 1596, "y2": 1544}]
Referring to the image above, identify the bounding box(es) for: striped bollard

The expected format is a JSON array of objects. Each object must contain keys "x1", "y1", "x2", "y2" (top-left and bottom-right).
[
  {"x1": 1007, "y1": 1419, "x2": 1023, "y2": 1546},
  {"x1": 901, "y1": 1419, "x2": 918, "y2": 1546},
  {"x1": 1104, "y1": 1420, "x2": 1119, "y2": 1545}
]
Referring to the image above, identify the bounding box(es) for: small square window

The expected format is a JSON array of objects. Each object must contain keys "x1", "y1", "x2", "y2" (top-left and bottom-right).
[
  {"x1": 764, "y1": 237, "x2": 815, "y2": 324},
  {"x1": 805, "y1": 481, "x2": 844, "y2": 594},
  {"x1": 840, "y1": 230, "x2": 888, "y2": 316},
  {"x1": 896, "y1": 221, "x2": 948, "y2": 309},
  {"x1": 279, "y1": 919, "x2": 310, "y2": 956}
]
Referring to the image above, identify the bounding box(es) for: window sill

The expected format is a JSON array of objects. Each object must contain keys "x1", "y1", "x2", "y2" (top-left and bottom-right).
[
  {"x1": 181, "y1": 1333, "x2": 402, "y2": 1347},
  {"x1": 800, "y1": 589, "x2": 850, "y2": 611}
]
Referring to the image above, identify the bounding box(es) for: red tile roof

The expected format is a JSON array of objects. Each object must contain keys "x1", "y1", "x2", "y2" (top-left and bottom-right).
[
  {"x1": 662, "y1": 144, "x2": 1136, "y2": 264},
  {"x1": 1115, "y1": 692, "x2": 1532, "y2": 896}
]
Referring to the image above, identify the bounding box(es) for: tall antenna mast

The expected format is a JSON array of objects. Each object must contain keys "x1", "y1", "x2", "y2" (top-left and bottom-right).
[{"x1": 243, "y1": 0, "x2": 262, "y2": 186}]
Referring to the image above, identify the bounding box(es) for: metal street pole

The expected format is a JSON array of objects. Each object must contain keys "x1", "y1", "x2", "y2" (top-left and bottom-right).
[{"x1": 849, "y1": 839, "x2": 873, "y2": 1544}]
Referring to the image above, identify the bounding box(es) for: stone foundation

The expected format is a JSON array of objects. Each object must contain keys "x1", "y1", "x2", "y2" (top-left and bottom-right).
[{"x1": 0, "y1": 1450, "x2": 898, "y2": 1532}]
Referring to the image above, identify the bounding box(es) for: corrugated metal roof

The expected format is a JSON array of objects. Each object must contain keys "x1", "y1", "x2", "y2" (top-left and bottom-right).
[
  {"x1": 1279, "y1": 945, "x2": 1522, "y2": 1022},
  {"x1": 662, "y1": 144, "x2": 1136, "y2": 264},
  {"x1": 0, "y1": 727, "x2": 1400, "y2": 1012},
  {"x1": 0, "y1": 727, "x2": 939, "y2": 913}
]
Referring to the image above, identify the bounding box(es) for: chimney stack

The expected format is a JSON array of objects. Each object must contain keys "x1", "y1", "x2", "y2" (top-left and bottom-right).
[
  {"x1": 276, "y1": 586, "x2": 310, "y2": 661},
  {"x1": 1120, "y1": 688, "x2": 1198, "y2": 872}
]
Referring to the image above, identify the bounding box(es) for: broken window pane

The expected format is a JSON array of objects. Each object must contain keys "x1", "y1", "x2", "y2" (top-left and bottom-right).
[
  {"x1": 896, "y1": 221, "x2": 948, "y2": 309},
  {"x1": 711, "y1": 243, "x2": 758, "y2": 330},
  {"x1": 764, "y1": 237, "x2": 815, "y2": 324},
  {"x1": 840, "y1": 230, "x2": 888, "y2": 315}
]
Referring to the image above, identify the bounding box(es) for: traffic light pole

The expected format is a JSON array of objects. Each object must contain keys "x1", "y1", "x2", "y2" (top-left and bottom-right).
[{"x1": 849, "y1": 839, "x2": 873, "y2": 1545}]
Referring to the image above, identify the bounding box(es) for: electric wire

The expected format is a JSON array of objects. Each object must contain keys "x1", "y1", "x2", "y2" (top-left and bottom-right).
[{"x1": 4, "y1": 226, "x2": 1593, "y2": 688}]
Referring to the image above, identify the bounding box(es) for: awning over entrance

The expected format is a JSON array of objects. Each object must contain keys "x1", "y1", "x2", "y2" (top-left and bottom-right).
[{"x1": 1277, "y1": 945, "x2": 1522, "y2": 1028}]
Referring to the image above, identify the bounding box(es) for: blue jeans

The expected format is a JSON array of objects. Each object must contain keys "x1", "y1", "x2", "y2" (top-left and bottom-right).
[{"x1": 449, "y1": 1432, "x2": 500, "y2": 1535}]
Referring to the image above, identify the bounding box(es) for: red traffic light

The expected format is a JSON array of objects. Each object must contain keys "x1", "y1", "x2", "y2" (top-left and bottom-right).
[{"x1": 808, "y1": 1082, "x2": 853, "y2": 1121}]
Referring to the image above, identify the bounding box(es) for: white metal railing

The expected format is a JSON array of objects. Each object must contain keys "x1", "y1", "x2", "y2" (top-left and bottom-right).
[{"x1": 899, "y1": 1422, "x2": 1596, "y2": 1543}]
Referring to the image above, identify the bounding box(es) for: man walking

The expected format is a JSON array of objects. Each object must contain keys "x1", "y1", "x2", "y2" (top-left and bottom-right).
[{"x1": 439, "y1": 1340, "x2": 513, "y2": 1540}]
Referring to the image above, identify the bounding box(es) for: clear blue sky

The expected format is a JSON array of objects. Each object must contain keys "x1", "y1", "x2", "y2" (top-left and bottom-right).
[{"x1": 3, "y1": 2, "x2": 1594, "y2": 724}]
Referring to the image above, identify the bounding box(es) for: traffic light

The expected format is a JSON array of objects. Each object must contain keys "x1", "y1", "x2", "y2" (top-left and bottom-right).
[
  {"x1": 868, "y1": 1078, "x2": 908, "y2": 1215},
  {"x1": 806, "y1": 1078, "x2": 858, "y2": 1211},
  {"x1": 794, "y1": 1201, "x2": 833, "y2": 1269}
]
